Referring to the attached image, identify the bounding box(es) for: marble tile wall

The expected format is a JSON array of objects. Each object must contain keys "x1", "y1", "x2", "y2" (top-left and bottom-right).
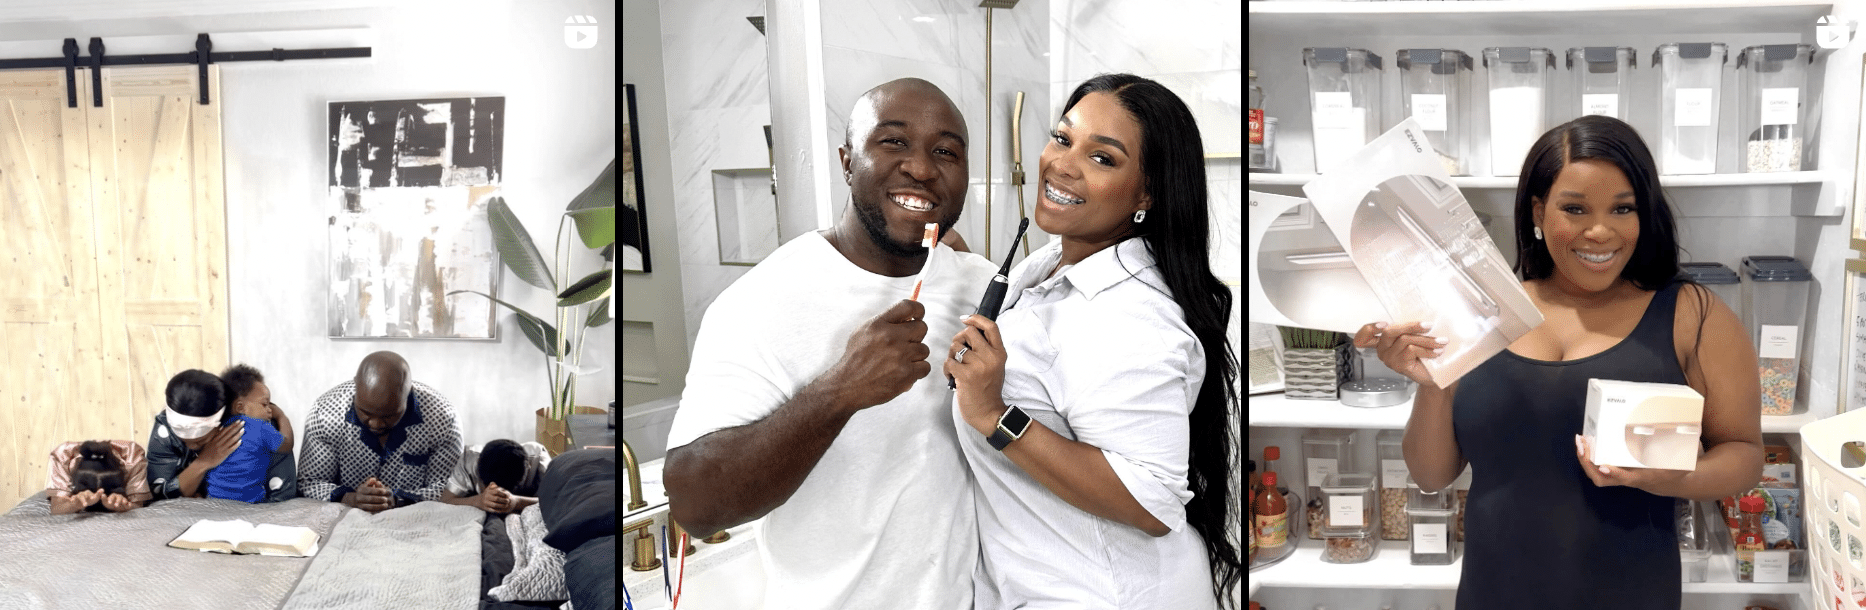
[{"x1": 657, "y1": 0, "x2": 775, "y2": 355}]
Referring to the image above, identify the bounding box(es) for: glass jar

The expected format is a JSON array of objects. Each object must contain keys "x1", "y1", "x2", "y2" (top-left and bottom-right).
[{"x1": 1407, "y1": 478, "x2": 1458, "y2": 565}]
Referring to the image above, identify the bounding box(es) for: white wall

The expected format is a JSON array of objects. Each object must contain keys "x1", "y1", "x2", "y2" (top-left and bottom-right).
[{"x1": 0, "y1": 0, "x2": 616, "y2": 450}]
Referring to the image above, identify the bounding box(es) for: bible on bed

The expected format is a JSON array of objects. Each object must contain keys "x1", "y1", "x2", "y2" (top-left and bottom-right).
[{"x1": 167, "y1": 519, "x2": 320, "y2": 557}]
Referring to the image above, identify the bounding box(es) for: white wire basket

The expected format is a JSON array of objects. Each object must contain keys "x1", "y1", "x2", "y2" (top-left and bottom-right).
[{"x1": 1800, "y1": 408, "x2": 1866, "y2": 609}]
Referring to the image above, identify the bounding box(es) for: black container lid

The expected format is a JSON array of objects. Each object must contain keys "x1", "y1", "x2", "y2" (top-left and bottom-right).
[
  {"x1": 1676, "y1": 262, "x2": 1739, "y2": 285},
  {"x1": 1740, "y1": 255, "x2": 1813, "y2": 282}
]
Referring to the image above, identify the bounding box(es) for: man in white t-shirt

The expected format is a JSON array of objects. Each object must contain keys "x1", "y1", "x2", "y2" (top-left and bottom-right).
[{"x1": 664, "y1": 77, "x2": 998, "y2": 610}]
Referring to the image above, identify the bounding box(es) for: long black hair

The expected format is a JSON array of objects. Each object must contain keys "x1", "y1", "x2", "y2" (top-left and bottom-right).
[
  {"x1": 1511, "y1": 114, "x2": 1713, "y2": 358},
  {"x1": 1061, "y1": 73, "x2": 1241, "y2": 607}
]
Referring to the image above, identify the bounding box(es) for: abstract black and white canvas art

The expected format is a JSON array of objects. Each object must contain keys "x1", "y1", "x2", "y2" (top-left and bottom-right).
[{"x1": 327, "y1": 96, "x2": 505, "y2": 339}]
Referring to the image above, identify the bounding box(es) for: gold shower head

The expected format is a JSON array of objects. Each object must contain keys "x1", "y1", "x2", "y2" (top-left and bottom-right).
[{"x1": 979, "y1": 0, "x2": 1020, "y2": 7}]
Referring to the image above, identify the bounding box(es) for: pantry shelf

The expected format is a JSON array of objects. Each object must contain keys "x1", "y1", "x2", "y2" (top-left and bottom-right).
[
  {"x1": 1247, "y1": 171, "x2": 1828, "y2": 189},
  {"x1": 1248, "y1": 538, "x2": 1807, "y2": 595},
  {"x1": 1247, "y1": 391, "x2": 1824, "y2": 434},
  {"x1": 1247, "y1": 1, "x2": 1831, "y2": 38}
]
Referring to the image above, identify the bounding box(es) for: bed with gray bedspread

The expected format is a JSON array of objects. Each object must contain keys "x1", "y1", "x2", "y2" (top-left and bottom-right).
[{"x1": 0, "y1": 492, "x2": 484, "y2": 610}]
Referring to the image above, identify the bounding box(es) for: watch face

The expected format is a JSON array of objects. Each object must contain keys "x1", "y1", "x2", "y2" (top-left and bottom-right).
[{"x1": 1001, "y1": 406, "x2": 1032, "y2": 436}]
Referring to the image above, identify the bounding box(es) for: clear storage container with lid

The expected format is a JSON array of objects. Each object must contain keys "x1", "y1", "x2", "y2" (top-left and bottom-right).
[
  {"x1": 1319, "y1": 472, "x2": 1379, "y2": 537},
  {"x1": 1406, "y1": 477, "x2": 1458, "y2": 565},
  {"x1": 1483, "y1": 47, "x2": 1554, "y2": 177},
  {"x1": 1740, "y1": 255, "x2": 1813, "y2": 415},
  {"x1": 1567, "y1": 47, "x2": 1636, "y2": 123},
  {"x1": 1304, "y1": 48, "x2": 1384, "y2": 175},
  {"x1": 1737, "y1": 44, "x2": 1815, "y2": 172},
  {"x1": 1376, "y1": 430, "x2": 1409, "y2": 540},
  {"x1": 1677, "y1": 262, "x2": 1743, "y2": 324},
  {"x1": 1654, "y1": 43, "x2": 1727, "y2": 175},
  {"x1": 1322, "y1": 528, "x2": 1379, "y2": 564},
  {"x1": 1301, "y1": 429, "x2": 1358, "y2": 539},
  {"x1": 1398, "y1": 49, "x2": 1473, "y2": 176}
]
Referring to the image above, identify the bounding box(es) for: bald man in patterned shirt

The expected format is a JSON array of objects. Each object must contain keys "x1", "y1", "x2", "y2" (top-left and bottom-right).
[{"x1": 298, "y1": 351, "x2": 464, "y2": 512}]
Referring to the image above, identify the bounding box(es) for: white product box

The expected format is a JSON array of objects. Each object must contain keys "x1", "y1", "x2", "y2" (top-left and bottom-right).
[{"x1": 1584, "y1": 379, "x2": 1704, "y2": 471}]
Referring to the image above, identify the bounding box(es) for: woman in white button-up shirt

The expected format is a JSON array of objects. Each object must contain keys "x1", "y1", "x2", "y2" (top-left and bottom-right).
[{"x1": 943, "y1": 73, "x2": 1242, "y2": 610}]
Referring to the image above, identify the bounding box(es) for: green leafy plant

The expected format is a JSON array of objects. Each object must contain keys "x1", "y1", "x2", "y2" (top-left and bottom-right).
[
  {"x1": 1277, "y1": 326, "x2": 1343, "y2": 349},
  {"x1": 450, "y1": 159, "x2": 616, "y2": 421}
]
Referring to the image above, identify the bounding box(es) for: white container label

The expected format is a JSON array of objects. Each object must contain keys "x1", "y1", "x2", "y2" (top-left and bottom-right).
[
  {"x1": 1761, "y1": 88, "x2": 1800, "y2": 126},
  {"x1": 1411, "y1": 94, "x2": 1448, "y2": 131},
  {"x1": 1754, "y1": 549, "x2": 1790, "y2": 582},
  {"x1": 1759, "y1": 324, "x2": 1799, "y2": 359},
  {"x1": 1307, "y1": 458, "x2": 1339, "y2": 489},
  {"x1": 1490, "y1": 86, "x2": 1545, "y2": 177},
  {"x1": 1582, "y1": 94, "x2": 1620, "y2": 119},
  {"x1": 1313, "y1": 92, "x2": 1368, "y2": 174},
  {"x1": 1674, "y1": 88, "x2": 1714, "y2": 127},
  {"x1": 1328, "y1": 493, "x2": 1365, "y2": 527},
  {"x1": 1413, "y1": 523, "x2": 1448, "y2": 554},
  {"x1": 1382, "y1": 459, "x2": 1411, "y2": 489}
]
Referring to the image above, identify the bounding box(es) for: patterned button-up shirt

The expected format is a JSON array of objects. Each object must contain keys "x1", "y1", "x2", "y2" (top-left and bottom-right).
[{"x1": 298, "y1": 380, "x2": 462, "y2": 507}]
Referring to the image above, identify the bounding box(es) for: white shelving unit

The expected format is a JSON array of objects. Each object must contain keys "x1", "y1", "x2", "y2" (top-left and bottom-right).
[{"x1": 1249, "y1": 1, "x2": 1866, "y2": 608}]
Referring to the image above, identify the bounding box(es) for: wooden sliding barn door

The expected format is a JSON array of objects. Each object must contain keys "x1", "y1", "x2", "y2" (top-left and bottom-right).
[{"x1": 0, "y1": 65, "x2": 229, "y2": 508}]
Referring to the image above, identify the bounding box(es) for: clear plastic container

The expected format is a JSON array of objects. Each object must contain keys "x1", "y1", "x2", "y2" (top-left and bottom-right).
[
  {"x1": 1567, "y1": 47, "x2": 1636, "y2": 122},
  {"x1": 1398, "y1": 49, "x2": 1473, "y2": 176},
  {"x1": 1680, "y1": 499, "x2": 1711, "y2": 582},
  {"x1": 1250, "y1": 69, "x2": 1270, "y2": 171},
  {"x1": 1740, "y1": 256, "x2": 1813, "y2": 416},
  {"x1": 1483, "y1": 47, "x2": 1554, "y2": 177},
  {"x1": 1376, "y1": 429, "x2": 1409, "y2": 540},
  {"x1": 1676, "y1": 262, "x2": 1743, "y2": 324},
  {"x1": 1322, "y1": 528, "x2": 1379, "y2": 564},
  {"x1": 1302, "y1": 429, "x2": 1358, "y2": 539},
  {"x1": 1319, "y1": 472, "x2": 1378, "y2": 537},
  {"x1": 1304, "y1": 47, "x2": 1384, "y2": 175},
  {"x1": 1407, "y1": 479, "x2": 1458, "y2": 565},
  {"x1": 1654, "y1": 43, "x2": 1728, "y2": 175},
  {"x1": 1736, "y1": 44, "x2": 1815, "y2": 172}
]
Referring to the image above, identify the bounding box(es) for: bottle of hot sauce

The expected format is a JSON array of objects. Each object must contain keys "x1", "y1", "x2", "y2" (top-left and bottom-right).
[
  {"x1": 1734, "y1": 495, "x2": 1766, "y2": 582},
  {"x1": 1256, "y1": 468, "x2": 1289, "y2": 551}
]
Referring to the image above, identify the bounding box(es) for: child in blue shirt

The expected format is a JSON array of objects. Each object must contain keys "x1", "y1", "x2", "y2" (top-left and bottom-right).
[{"x1": 205, "y1": 364, "x2": 294, "y2": 502}]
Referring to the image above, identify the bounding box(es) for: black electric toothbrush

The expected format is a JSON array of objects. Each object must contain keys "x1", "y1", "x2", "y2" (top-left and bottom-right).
[{"x1": 950, "y1": 217, "x2": 1030, "y2": 389}]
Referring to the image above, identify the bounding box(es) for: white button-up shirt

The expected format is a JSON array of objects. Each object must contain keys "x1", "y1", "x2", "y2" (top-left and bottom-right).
[{"x1": 955, "y1": 236, "x2": 1219, "y2": 610}]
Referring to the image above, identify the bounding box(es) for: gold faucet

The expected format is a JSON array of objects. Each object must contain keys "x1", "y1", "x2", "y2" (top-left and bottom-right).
[
  {"x1": 625, "y1": 516, "x2": 661, "y2": 572},
  {"x1": 623, "y1": 440, "x2": 646, "y2": 512}
]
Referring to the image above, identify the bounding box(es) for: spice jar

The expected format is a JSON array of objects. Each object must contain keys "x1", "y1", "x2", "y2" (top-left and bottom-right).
[
  {"x1": 1302, "y1": 429, "x2": 1358, "y2": 539},
  {"x1": 1318, "y1": 473, "x2": 1378, "y2": 536},
  {"x1": 1322, "y1": 528, "x2": 1379, "y2": 564},
  {"x1": 1406, "y1": 477, "x2": 1458, "y2": 565}
]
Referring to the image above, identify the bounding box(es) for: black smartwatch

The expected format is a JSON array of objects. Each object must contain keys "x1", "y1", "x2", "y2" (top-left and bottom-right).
[{"x1": 987, "y1": 405, "x2": 1032, "y2": 451}]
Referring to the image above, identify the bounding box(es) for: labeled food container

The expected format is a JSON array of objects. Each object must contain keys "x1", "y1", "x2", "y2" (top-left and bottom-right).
[
  {"x1": 1322, "y1": 528, "x2": 1379, "y2": 564},
  {"x1": 1654, "y1": 43, "x2": 1728, "y2": 175},
  {"x1": 1567, "y1": 47, "x2": 1636, "y2": 122},
  {"x1": 1740, "y1": 256, "x2": 1812, "y2": 416},
  {"x1": 1318, "y1": 472, "x2": 1378, "y2": 538},
  {"x1": 1305, "y1": 48, "x2": 1385, "y2": 175},
  {"x1": 1737, "y1": 44, "x2": 1815, "y2": 172},
  {"x1": 1398, "y1": 49, "x2": 1473, "y2": 176},
  {"x1": 1377, "y1": 430, "x2": 1409, "y2": 540},
  {"x1": 1407, "y1": 478, "x2": 1458, "y2": 565},
  {"x1": 1483, "y1": 47, "x2": 1554, "y2": 177},
  {"x1": 1676, "y1": 262, "x2": 1743, "y2": 324}
]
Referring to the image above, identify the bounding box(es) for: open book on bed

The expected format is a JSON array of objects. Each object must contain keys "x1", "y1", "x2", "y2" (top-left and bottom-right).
[{"x1": 168, "y1": 519, "x2": 320, "y2": 557}]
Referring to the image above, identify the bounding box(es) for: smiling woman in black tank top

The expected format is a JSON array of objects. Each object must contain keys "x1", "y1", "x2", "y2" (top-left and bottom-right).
[{"x1": 1353, "y1": 115, "x2": 1764, "y2": 610}]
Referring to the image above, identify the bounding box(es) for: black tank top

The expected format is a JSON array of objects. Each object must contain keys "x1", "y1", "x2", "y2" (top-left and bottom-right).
[{"x1": 1452, "y1": 279, "x2": 1686, "y2": 609}]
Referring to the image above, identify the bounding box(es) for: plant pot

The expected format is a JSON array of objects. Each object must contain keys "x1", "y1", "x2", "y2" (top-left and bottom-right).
[
  {"x1": 536, "y1": 405, "x2": 611, "y2": 456},
  {"x1": 1282, "y1": 342, "x2": 1352, "y2": 400}
]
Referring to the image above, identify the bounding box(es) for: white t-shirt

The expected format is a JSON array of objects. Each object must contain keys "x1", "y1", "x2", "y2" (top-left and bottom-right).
[
  {"x1": 960, "y1": 237, "x2": 1220, "y2": 609},
  {"x1": 667, "y1": 229, "x2": 998, "y2": 610}
]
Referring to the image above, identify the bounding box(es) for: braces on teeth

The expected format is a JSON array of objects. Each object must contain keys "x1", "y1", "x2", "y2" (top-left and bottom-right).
[{"x1": 1045, "y1": 182, "x2": 1083, "y2": 205}]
